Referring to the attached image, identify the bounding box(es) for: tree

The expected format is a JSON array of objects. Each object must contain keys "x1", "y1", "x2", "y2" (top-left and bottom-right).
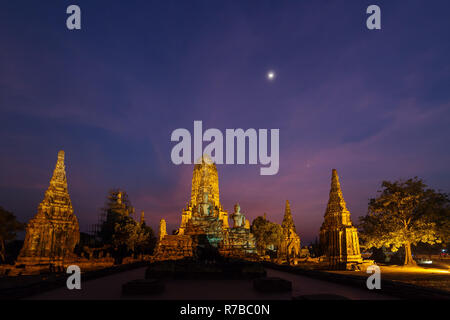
[
  {"x1": 251, "y1": 215, "x2": 283, "y2": 256},
  {"x1": 0, "y1": 207, "x2": 25, "y2": 263},
  {"x1": 112, "y1": 218, "x2": 155, "y2": 253},
  {"x1": 136, "y1": 223, "x2": 157, "y2": 256},
  {"x1": 359, "y1": 178, "x2": 444, "y2": 265},
  {"x1": 98, "y1": 189, "x2": 135, "y2": 244},
  {"x1": 112, "y1": 216, "x2": 140, "y2": 253},
  {"x1": 97, "y1": 189, "x2": 155, "y2": 262},
  {"x1": 418, "y1": 190, "x2": 450, "y2": 245}
]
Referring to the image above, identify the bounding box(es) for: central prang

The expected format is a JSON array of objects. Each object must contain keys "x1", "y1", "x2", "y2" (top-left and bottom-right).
[{"x1": 154, "y1": 155, "x2": 257, "y2": 261}]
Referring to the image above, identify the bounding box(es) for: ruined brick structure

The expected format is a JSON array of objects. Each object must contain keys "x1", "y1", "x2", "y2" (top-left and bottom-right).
[
  {"x1": 320, "y1": 169, "x2": 363, "y2": 270},
  {"x1": 278, "y1": 200, "x2": 301, "y2": 262},
  {"x1": 154, "y1": 155, "x2": 256, "y2": 260},
  {"x1": 17, "y1": 151, "x2": 80, "y2": 269}
]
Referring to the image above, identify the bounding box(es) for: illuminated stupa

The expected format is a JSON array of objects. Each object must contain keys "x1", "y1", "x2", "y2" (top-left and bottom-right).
[
  {"x1": 17, "y1": 151, "x2": 80, "y2": 269},
  {"x1": 278, "y1": 200, "x2": 301, "y2": 262},
  {"x1": 319, "y1": 169, "x2": 363, "y2": 270},
  {"x1": 154, "y1": 155, "x2": 256, "y2": 260}
]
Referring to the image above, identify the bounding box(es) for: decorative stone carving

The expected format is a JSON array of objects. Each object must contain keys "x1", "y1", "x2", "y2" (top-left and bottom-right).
[
  {"x1": 198, "y1": 193, "x2": 212, "y2": 217},
  {"x1": 319, "y1": 169, "x2": 363, "y2": 270},
  {"x1": 231, "y1": 203, "x2": 246, "y2": 228},
  {"x1": 17, "y1": 150, "x2": 80, "y2": 268}
]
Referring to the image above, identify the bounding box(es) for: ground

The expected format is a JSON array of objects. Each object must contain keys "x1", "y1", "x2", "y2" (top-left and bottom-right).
[
  {"x1": 327, "y1": 264, "x2": 450, "y2": 292},
  {"x1": 24, "y1": 267, "x2": 395, "y2": 300},
  {"x1": 1, "y1": 262, "x2": 449, "y2": 299}
]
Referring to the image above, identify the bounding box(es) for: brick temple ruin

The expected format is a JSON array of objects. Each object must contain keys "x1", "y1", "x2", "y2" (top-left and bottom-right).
[
  {"x1": 2, "y1": 152, "x2": 373, "y2": 275},
  {"x1": 16, "y1": 151, "x2": 80, "y2": 269},
  {"x1": 154, "y1": 155, "x2": 258, "y2": 260},
  {"x1": 320, "y1": 169, "x2": 371, "y2": 270}
]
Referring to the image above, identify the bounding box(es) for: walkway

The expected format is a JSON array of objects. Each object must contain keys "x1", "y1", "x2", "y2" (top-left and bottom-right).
[{"x1": 27, "y1": 267, "x2": 396, "y2": 300}]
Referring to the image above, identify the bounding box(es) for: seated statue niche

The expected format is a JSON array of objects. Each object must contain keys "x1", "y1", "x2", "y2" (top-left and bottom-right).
[
  {"x1": 198, "y1": 192, "x2": 212, "y2": 216},
  {"x1": 231, "y1": 203, "x2": 246, "y2": 228}
]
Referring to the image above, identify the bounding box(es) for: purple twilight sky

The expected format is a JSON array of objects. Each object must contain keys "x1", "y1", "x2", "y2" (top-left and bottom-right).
[{"x1": 0, "y1": 1, "x2": 449, "y2": 243}]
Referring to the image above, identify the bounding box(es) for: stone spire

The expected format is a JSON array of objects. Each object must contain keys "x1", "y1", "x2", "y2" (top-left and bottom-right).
[
  {"x1": 51, "y1": 151, "x2": 67, "y2": 186},
  {"x1": 323, "y1": 169, "x2": 352, "y2": 227},
  {"x1": 282, "y1": 200, "x2": 296, "y2": 232},
  {"x1": 39, "y1": 150, "x2": 72, "y2": 212},
  {"x1": 191, "y1": 154, "x2": 220, "y2": 208},
  {"x1": 319, "y1": 169, "x2": 362, "y2": 269},
  {"x1": 140, "y1": 211, "x2": 145, "y2": 224},
  {"x1": 279, "y1": 200, "x2": 301, "y2": 263},
  {"x1": 17, "y1": 150, "x2": 80, "y2": 267}
]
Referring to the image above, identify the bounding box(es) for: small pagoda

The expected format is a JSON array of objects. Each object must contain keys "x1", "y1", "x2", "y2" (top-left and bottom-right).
[
  {"x1": 16, "y1": 151, "x2": 80, "y2": 270},
  {"x1": 319, "y1": 169, "x2": 363, "y2": 270},
  {"x1": 278, "y1": 200, "x2": 301, "y2": 263}
]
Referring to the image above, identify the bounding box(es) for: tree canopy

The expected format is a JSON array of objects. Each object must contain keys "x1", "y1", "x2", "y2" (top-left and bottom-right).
[
  {"x1": 0, "y1": 206, "x2": 25, "y2": 263},
  {"x1": 359, "y1": 177, "x2": 447, "y2": 265},
  {"x1": 417, "y1": 188, "x2": 450, "y2": 244},
  {"x1": 98, "y1": 190, "x2": 155, "y2": 261},
  {"x1": 251, "y1": 215, "x2": 283, "y2": 256},
  {"x1": 112, "y1": 216, "x2": 155, "y2": 254}
]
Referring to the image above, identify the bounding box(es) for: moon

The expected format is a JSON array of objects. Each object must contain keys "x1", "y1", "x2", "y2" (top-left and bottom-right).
[{"x1": 266, "y1": 70, "x2": 276, "y2": 81}]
